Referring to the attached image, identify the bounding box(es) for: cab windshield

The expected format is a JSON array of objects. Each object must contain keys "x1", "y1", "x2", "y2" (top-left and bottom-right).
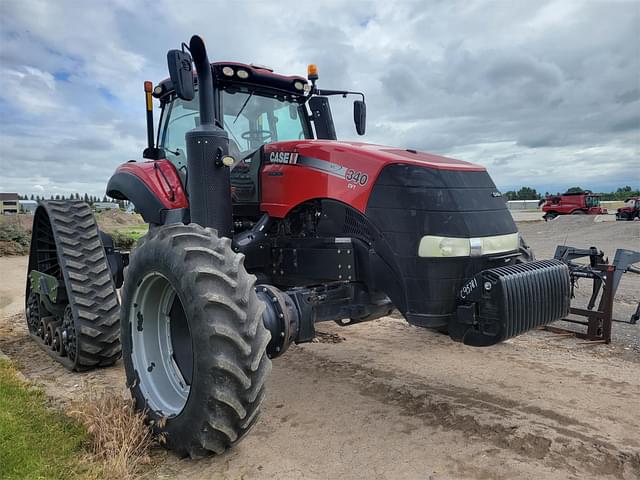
[
  {"x1": 160, "y1": 89, "x2": 309, "y2": 168},
  {"x1": 222, "y1": 90, "x2": 309, "y2": 157}
]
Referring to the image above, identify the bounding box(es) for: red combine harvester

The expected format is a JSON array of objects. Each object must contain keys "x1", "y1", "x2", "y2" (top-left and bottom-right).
[
  {"x1": 541, "y1": 190, "x2": 607, "y2": 220},
  {"x1": 616, "y1": 197, "x2": 640, "y2": 221},
  {"x1": 25, "y1": 35, "x2": 573, "y2": 457}
]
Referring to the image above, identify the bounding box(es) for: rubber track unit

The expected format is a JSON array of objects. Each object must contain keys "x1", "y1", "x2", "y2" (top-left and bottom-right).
[
  {"x1": 121, "y1": 223, "x2": 272, "y2": 458},
  {"x1": 26, "y1": 200, "x2": 121, "y2": 370}
]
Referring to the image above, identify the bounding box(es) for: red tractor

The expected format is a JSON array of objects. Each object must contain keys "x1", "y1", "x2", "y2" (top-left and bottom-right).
[
  {"x1": 541, "y1": 190, "x2": 607, "y2": 220},
  {"x1": 616, "y1": 197, "x2": 640, "y2": 221},
  {"x1": 25, "y1": 36, "x2": 571, "y2": 457}
]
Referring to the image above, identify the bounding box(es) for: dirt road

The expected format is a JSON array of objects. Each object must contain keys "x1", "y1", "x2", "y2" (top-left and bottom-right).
[{"x1": 1, "y1": 218, "x2": 638, "y2": 479}]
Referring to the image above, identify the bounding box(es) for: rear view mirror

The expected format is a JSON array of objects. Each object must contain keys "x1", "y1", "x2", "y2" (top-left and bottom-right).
[
  {"x1": 354, "y1": 100, "x2": 366, "y2": 135},
  {"x1": 167, "y1": 49, "x2": 195, "y2": 101}
]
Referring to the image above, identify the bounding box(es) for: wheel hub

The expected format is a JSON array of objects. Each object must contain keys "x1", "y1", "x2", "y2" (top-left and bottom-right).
[{"x1": 130, "y1": 272, "x2": 193, "y2": 417}]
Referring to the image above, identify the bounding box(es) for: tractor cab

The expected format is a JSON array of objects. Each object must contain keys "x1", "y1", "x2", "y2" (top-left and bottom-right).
[
  {"x1": 155, "y1": 63, "x2": 311, "y2": 206},
  {"x1": 151, "y1": 62, "x2": 364, "y2": 215}
]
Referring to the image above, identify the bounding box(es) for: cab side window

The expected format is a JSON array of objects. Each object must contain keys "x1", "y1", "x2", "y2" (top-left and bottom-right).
[
  {"x1": 161, "y1": 97, "x2": 199, "y2": 171},
  {"x1": 273, "y1": 105, "x2": 304, "y2": 141}
]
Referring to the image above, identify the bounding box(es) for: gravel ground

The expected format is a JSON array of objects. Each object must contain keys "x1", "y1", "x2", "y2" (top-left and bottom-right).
[{"x1": 0, "y1": 217, "x2": 638, "y2": 480}]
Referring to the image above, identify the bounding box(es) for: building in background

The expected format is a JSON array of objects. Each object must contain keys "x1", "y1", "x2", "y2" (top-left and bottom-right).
[
  {"x1": 94, "y1": 202, "x2": 119, "y2": 212},
  {"x1": 19, "y1": 199, "x2": 38, "y2": 215},
  {"x1": 0, "y1": 193, "x2": 19, "y2": 215},
  {"x1": 506, "y1": 200, "x2": 541, "y2": 210}
]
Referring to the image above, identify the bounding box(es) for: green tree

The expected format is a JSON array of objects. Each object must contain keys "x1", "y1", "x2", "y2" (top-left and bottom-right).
[
  {"x1": 516, "y1": 186, "x2": 540, "y2": 200},
  {"x1": 566, "y1": 186, "x2": 584, "y2": 194}
]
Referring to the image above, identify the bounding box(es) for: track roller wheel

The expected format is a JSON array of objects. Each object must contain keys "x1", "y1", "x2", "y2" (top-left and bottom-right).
[
  {"x1": 46, "y1": 321, "x2": 61, "y2": 349},
  {"x1": 121, "y1": 223, "x2": 271, "y2": 458},
  {"x1": 53, "y1": 326, "x2": 66, "y2": 356},
  {"x1": 38, "y1": 318, "x2": 47, "y2": 341}
]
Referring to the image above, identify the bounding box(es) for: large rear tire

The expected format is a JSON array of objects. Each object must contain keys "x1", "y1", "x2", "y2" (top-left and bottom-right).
[{"x1": 121, "y1": 223, "x2": 271, "y2": 457}]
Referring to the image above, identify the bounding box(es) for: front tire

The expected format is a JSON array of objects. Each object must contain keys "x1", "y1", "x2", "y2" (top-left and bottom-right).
[{"x1": 121, "y1": 224, "x2": 271, "y2": 457}]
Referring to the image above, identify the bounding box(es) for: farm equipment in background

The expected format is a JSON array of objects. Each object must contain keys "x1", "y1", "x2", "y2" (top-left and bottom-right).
[
  {"x1": 541, "y1": 190, "x2": 607, "y2": 220},
  {"x1": 545, "y1": 246, "x2": 640, "y2": 343},
  {"x1": 25, "y1": 35, "x2": 573, "y2": 457},
  {"x1": 616, "y1": 197, "x2": 640, "y2": 221}
]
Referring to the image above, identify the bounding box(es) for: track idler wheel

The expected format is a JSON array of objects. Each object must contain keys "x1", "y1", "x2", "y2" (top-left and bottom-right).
[
  {"x1": 26, "y1": 292, "x2": 41, "y2": 335},
  {"x1": 121, "y1": 223, "x2": 271, "y2": 458}
]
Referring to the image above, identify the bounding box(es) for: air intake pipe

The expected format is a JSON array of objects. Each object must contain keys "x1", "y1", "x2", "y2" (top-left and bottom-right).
[{"x1": 185, "y1": 35, "x2": 232, "y2": 237}]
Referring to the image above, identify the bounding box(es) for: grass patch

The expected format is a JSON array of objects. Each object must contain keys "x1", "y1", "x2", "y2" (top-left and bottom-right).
[
  {"x1": 0, "y1": 222, "x2": 30, "y2": 256},
  {"x1": 111, "y1": 225, "x2": 148, "y2": 249},
  {"x1": 0, "y1": 358, "x2": 86, "y2": 480},
  {"x1": 115, "y1": 225, "x2": 148, "y2": 240}
]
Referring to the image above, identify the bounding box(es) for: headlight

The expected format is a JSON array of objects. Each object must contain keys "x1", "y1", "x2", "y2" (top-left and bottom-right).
[
  {"x1": 418, "y1": 233, "x2": 519, "y2": 258},
  {"x1": 222, "y1": 66, "x2": 234, "y2": 77},
  {"x1": 480, "y1": 233, "x2": 519, "y2": 255},
  {"x1": 418, "y1": 236, "x2": 470, "y2": 257},
  {"x1": 236, "y1": 69, "x2": 249, "y2": 79}
]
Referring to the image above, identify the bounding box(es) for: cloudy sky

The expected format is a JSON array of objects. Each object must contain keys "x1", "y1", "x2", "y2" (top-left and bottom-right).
[{"x1": 0, "y1": 0, "x2": 638, "y2": 197}]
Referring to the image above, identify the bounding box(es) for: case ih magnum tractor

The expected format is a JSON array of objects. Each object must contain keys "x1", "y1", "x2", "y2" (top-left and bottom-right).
[{"x1": 25, "y1": 36, "x2": 571, "y2": 457}]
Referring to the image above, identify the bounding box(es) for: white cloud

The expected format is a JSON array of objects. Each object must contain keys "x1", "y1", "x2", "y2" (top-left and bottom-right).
[{"x1": 0, "y1": 0, "x2": 638, "y2": 197}]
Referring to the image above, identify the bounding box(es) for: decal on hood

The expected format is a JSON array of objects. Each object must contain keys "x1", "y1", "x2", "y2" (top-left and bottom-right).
[
  {"x1": 269, "y1": 152, "x2": 299, "y2": 164},
  {"x1": 268, "y1": 152, "x2": 369, "y2": 186}
]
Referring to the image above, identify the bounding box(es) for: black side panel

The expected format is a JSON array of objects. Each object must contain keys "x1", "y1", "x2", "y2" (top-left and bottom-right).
[{"x1": 106, "y1": 172, "x2": 165, "y2": 225}]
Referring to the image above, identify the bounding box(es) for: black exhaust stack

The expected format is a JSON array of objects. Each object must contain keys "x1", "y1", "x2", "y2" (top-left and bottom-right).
[{"x1": 169, "y1": 35, "x2": 232, "y2": 237}]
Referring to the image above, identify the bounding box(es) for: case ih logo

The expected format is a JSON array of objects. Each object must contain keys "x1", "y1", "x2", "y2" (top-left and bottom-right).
[{"x1": 269, "y1": 152, "x2": 299, "y2": 164}]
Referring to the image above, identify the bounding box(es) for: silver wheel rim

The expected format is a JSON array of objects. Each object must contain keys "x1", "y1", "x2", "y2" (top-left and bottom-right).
[{"x1": 130, "y1": 272, "x2": 193, "y2": 417}]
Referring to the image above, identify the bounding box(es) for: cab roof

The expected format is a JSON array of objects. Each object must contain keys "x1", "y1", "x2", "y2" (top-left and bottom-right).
[{"x1": 153, "y1": 61, "x2": 308, "y2": 100}]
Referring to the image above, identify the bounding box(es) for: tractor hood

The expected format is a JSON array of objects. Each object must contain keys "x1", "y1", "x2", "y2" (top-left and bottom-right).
[{"x1": 264, "y1": 140, "x2": 485, "y2": 173}]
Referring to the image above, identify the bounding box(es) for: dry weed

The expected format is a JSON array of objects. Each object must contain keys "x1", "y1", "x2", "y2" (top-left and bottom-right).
[{"x1": 69, "y1": 389, "x2": 154, "y2": 479}]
